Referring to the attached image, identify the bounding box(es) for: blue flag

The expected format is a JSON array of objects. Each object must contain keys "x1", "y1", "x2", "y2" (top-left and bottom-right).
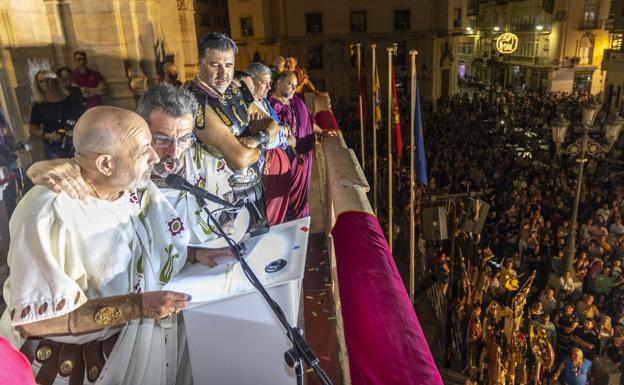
[{"x1": 413, "y1": 79, "x2": 428, "y2": 185}]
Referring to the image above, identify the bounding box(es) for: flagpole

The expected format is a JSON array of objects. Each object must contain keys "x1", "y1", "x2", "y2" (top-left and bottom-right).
[
  {"x1": 387, "y1": 46, "x2": 394, "y2": 251},
  {"x1": 408, "y1": 50, "x2": 419, "y2": 302},
  {"x1": 371, "y1": 44, "x2": 378, "y2": 215},
  {"x1": 356, "y1": 43, "x2": 365, "y2": 173}
]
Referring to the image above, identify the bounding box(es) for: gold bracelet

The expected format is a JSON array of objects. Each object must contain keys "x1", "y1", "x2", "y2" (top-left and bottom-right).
[{"x1": 68, "y1": 294, "x2": 142, "y2": 335}]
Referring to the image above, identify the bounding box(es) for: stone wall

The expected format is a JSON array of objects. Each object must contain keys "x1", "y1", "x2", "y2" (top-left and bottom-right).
[{"x1": 0, "y1": 0, "x2": 199, "y2": 149}]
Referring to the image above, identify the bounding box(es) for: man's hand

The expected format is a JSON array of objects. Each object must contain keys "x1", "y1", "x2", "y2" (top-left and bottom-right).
[
  {"x1": 196, "y1": 247, "x2": 235, "y2": 268},
  {"x1": 141, "y1": 291, "x2": 191, "y2": 319},
  {"x1": 286, "y1": 134, "x2": 296, "y2": 148},
  {"x1": 27, "y1": 159, "x2": 90, "y2": 199},
  {"x1": 239, "y1": 136, "x2": 259, "y2": 149},
  {"x1": 248, "y1": 112, "x2": 273, "y2": 135}
]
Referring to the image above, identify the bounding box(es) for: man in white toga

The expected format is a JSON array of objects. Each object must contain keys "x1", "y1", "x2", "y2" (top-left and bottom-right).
[{"x1": 0, "y1": 106, "x2": 193, "y2": 385}]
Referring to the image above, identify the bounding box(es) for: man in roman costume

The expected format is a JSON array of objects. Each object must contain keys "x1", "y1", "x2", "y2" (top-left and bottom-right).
[{"x1": 1, "y1": 106, "x2": 193, "y2": 384}]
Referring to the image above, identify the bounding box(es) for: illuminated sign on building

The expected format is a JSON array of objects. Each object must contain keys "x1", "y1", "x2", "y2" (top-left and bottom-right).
[{"x1": 496, "y1": 32, "x2": 519, "y2": 54}]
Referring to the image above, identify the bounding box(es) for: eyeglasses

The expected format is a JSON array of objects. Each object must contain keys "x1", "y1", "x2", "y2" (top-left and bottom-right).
[{"x1": 152, "y1": 133, "x2": 195, "y2": 149}]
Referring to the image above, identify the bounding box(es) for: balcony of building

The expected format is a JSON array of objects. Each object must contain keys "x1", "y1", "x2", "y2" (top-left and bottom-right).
[
  {"x1": 301, "y1": 93, "x2": 443, "y2": 385},
  {"x1": 606, "y1": 16, "x2": 624, "y2": 31},
  {"x1": 602, "y1": 48, "x2": 624, "y2": 72},
  {"x1": 579, "y1": 19, "x2": 601, "y2": 30}
]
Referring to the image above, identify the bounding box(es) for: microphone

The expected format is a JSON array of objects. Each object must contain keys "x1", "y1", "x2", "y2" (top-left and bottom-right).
[{"x1": 165, "y1": 174, "x2": 234, "y2": 208}]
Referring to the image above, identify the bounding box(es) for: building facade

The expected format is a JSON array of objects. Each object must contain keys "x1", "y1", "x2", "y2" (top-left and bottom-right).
[
  {"x1": 602, "y1": 0, "x2": 624, "y2": 109},
  {"x1": 227, "y1": 0, "x2": 470, "y2": 104},
  {"x1": 469, "y1": 0, "x2": 609, "y2": 95},
  {"x1": 0, "y1": 0, "x2": 199, "y2": 144},
  {"x1": 195, "y1": 0, "x2": 231, "y2": 38}
]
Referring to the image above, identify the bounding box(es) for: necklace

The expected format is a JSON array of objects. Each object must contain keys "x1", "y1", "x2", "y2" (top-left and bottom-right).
[{"x1": 82, "y1": 174, "x2": 101, "y2": 199}]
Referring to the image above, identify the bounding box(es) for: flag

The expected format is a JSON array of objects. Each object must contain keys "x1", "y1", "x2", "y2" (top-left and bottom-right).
[
  {"x1": 412, "y1": 79, "x2": 428, "y2": 185},
  {"x1": 391, "y1": 69, "x2": 403, "y2": 157},
  {"x1": 373, "y1": 65, "x2": 382, "y2": 128}
]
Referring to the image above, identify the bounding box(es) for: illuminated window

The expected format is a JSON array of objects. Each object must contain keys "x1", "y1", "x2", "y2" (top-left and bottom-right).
[
  {"x1": 611, "y1": 33, "x2": 623, "y2": 50},
  {"x1": 579, "y1": 35, "x2": 594, "y2": 64},
  {"x1": 583, "y1": 0, "x2": 598, "y2": 22}
]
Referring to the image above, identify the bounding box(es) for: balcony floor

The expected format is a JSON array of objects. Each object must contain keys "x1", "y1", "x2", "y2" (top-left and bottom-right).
[{"x1": 301, "y1": 150, "x2": 342, "y2": 385}]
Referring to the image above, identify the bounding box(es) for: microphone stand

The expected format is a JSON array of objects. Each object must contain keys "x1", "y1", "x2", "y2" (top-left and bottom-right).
[{"x1": 199, "y1": 199, "x2": 334, "y2": 385}]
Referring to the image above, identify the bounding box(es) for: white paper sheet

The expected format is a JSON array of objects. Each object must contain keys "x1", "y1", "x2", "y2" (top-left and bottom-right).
[{"x1": 163, "y1": 217, "x2": 311, "y2": 307}]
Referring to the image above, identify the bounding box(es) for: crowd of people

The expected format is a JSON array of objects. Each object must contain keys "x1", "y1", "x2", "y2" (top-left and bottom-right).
[
  {"x1": 0, "y1": 31, "x2": 337, "y2": 385},
  {"x1": 343, "y1": 88, "x2": 624, "y2": 384},
  {"x1": 28, "y1": 51, "x2": 105, "y2": 160}
]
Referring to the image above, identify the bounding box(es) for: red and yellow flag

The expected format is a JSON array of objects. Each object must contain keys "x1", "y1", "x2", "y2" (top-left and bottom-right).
[{"x1": 391, "y1": 69, "x2": 403, "y2": 157}]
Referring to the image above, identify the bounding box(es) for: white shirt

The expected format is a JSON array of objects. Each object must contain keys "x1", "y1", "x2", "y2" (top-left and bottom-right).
[{"x1": 160, "y1": 144, "x2": 233, "y2": 245}]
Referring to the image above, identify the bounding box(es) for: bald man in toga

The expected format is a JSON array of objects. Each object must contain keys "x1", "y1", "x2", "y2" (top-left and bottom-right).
[{"x1": 0, "y1": 106, "x2": 193, "y2": 385}]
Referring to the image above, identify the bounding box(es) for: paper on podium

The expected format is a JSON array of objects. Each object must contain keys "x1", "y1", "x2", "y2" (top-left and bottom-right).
[
  {"x1": 187, "y1": 204, "x2": 251, "y2": 249},
  {"x1": 163, "y1": 217, "x2": 311, "y2": 307}
]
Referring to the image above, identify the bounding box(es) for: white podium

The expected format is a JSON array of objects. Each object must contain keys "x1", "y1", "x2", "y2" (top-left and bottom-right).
[{"x1": 164, "y1": 217, "x2": 311, "y2": 385}]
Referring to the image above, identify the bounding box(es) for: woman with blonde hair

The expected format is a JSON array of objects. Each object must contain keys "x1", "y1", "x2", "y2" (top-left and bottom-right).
[
  {"x1": 553, "y1": 348, "x2": 592, "y2": 385},
  {"x1": 29, "y1": 69, "x2": 85, "y2": 158},
  {"x1": 597, "y1": 315, "x2": 614, "y2": 355}
]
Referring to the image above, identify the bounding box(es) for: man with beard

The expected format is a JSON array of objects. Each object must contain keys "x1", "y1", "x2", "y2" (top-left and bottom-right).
[
  {"x1": 0, "y1": 106, "x2": 193, "y2": 385},
  {"x1": 27, "y1": 83, "x2": 239, "y2": 263},
  {"x1": 183, "y1": 33, "x2": 282, "y2": 203}
]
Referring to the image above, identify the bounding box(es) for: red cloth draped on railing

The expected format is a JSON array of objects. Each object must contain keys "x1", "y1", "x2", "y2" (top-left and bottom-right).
[
  {"x1": 331, "y1": 211, "x2": 443, "y2": 385},
  {"x1": 314, "y1": 110, "x2": 339, "y2": 131}
]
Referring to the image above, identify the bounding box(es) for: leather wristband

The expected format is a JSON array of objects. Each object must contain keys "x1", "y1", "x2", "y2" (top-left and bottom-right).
[
  {"x1": 227, "y1": 161, "x2": 261, "y2": 191},
  {"x1": 67, "y1": 294, "x2": 142, "y2": 335}
]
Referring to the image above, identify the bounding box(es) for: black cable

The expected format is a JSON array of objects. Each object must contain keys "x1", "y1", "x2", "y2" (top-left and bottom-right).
[{"x1": 200, "y1": 202, "x2": 334, "y2": 385}]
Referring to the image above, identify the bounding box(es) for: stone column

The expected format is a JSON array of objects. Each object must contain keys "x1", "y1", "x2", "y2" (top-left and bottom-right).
[{"x1": 177, "y1": 0, "x2": 199, "y2": 79}]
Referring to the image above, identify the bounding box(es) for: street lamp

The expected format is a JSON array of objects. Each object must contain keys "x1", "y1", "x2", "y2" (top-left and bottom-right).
[
  {"x1": 605, "y1": 110, "x2": 624, "y2": 146},
  {"x1": 551, "y1": 113, "x2": 570, "y2": 152},
  {"x1": 550, "y1": 99, "x2": 624, "y2": 271}
]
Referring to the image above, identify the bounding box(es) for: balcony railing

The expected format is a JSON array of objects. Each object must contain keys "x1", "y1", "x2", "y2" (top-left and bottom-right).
[
  {"x1": 579, "y1": 19, "x2": 600, "y2": 30},
  {"x1": 307, "y1": 93, "x2": 444, "y2": 385}
]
